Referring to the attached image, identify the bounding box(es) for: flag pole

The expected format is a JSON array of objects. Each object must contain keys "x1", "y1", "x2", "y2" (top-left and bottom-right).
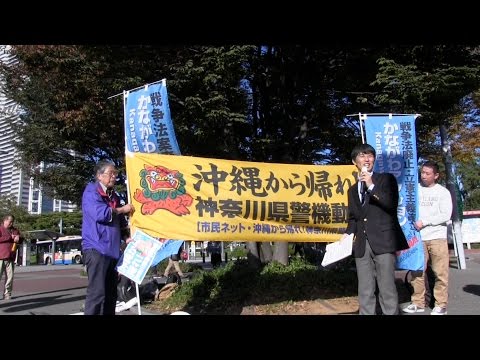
[
  {"x1": 359, "y1": 112, "x2": 367, "y2": 144},
  {"x1": 108, "y1": 78, "x2": 166, "y2": 100},
  {"x1": 135, "y1": 282, "x2": 141, "y2": 315},
  {"x1": 123, "y1": 89, "x2": 142, "y2": 315},
  {"x1": 346, "y1": 113, "x2": 422, "y2": 144}
]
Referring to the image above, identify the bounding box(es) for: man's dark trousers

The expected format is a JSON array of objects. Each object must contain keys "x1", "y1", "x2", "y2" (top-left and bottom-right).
[{"x1": 84, "y1": 249, "x2": 118, "y2": 315}]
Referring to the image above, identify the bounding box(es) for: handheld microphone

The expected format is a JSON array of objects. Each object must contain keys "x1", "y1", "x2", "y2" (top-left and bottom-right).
[{"x1": 361, "y1": 166, "x2": 368, "y2": 193}]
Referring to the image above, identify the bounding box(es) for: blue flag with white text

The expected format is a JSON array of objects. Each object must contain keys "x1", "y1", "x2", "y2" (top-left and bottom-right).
[
  {"x1": 364, "y1": 114, "x2": 424, "y2": 271},
  {"x1": 123, "y1": 80, "x2": 185, "y2": 267},
  {"x1": 124, "y1": 81, "x2": 180, "y2": 154}
]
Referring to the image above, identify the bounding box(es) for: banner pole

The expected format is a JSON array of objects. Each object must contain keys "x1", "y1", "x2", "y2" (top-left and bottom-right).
[
  {"x1": 359, "y1": 112, "x2": 367, "y2": 144},
  {"x1": 123, "y1": 90, "x2": 142, "y2": 314},
  {"x1": 135, "y1": 282, "x2": 142, "y2": 315},
  {"x1": 123, "y1": 90, "x2": 132, "y2": 206},
  {"x1": 108, "y1": 78, "x2": 166, "y2": 100}
]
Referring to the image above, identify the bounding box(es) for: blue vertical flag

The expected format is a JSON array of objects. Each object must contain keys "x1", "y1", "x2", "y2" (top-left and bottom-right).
[
  {"x1": 151, "y1": 239, "x2": 185, "y2": 267},
  {"x1": 124, "y1": 80, "x2": 180, "y2": 155},
  {"x1": 123, "y1": 79, "x2": 185, "y2": 266},
  {"x1": 364, "y1": 114, "x2": 424, "y2": 271}
]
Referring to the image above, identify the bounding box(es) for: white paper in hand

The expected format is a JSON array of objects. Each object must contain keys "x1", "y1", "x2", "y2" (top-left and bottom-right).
[{"x1": 321, "y1": 234, "x2": 354, "y2": 267}]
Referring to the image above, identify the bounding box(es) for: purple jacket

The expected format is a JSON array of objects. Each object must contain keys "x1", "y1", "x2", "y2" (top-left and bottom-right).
[{"x1": 81, "y1": 182, "x2": 127, "y2": 259}]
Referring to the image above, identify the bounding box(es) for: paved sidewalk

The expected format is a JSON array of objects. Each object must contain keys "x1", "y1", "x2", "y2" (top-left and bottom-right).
[
  {"x1": 5, "y1": 251, "x2": 480, "y2": 315},
  {"x1": 398, "y1": 249, "x2": 480, "y2": 315}
]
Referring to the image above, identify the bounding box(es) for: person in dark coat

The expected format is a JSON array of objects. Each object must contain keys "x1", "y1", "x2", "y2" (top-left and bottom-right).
[{"x1": 342, "y1": 143, "x2": 408, "y2": 315}]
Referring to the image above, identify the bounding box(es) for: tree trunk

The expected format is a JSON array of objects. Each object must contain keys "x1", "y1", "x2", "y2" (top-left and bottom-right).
[
  {"x1": 272, "y1": 242, "x2": 289, "y2": 265},
  {"x1": 246, "y1": 242, "x2": 261, "y2": 268},
  {"x1": 440, "y1": 123, "x2": 466, "y2": 269},
  {"x1": 259, "y1": 242, "x2": 273, "y2": 263}
]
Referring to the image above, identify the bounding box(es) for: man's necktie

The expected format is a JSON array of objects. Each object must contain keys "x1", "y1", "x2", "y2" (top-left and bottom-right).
[{"x1": 361, "y1": 183, "x2": 367, "y2": 206}]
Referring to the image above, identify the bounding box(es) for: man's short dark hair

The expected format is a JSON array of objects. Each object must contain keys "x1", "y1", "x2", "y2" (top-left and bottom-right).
[
  {"x1": 421, "y1": 160, "x2": 439, "y2": 174},
  {"x1": 351, "y1": 143, "x2": 376, "y2": 161}
]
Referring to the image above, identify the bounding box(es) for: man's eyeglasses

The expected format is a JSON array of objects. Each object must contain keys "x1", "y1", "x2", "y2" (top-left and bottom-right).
[{"x1": 103, "y1": 171, "x2": 119, "y2": 178}]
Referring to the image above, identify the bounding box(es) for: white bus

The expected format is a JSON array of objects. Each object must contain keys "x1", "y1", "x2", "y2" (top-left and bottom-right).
[{"x1": 36, "y1": 235, "x2": 83, "y2": 265}]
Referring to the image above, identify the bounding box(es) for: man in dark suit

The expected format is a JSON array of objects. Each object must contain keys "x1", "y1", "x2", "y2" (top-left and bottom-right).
[{"x1": 343, "y1": 143, "x2": 409, "y2": 315}]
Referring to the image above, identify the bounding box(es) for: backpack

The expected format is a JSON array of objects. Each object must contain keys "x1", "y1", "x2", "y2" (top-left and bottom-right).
[
  {"x1": 117, "y1": 275, "x2": 136, "y2": 302},
  {"x1": 166, "y1": 273, "x2": 182, "y2": 285},
  {"x1": 139, "y1": 281, "x2": 160, "y2": 303}
]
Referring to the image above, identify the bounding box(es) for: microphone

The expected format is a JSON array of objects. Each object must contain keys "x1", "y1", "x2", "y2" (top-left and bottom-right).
[{"x1": 361, "y1": 166, "x2": 368, "y2": 194}]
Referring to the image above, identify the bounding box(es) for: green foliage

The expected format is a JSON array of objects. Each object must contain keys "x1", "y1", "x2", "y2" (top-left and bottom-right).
[
  {"x1": 28, "y1": 211, "x2": 82, "y2": 235},
  {"x1": 0, "y1": 195, "x2": 31, "y2": 232},
  {"x1": 0, "y1": 195, "x2": 82, "y2": 235},
  {"x1": 0, "y1": 45, "x2": 255, "y2": 205},
  {"x1": 225, "y1": 245, "x2": 247, "y2": 259},
  {"x1": 457, "y1": 160, "x2": 480, "y2": 210},
  {"x1": 2, "y1": 44, "x2": 480, "y2": 235},
  {"x1": 371, "y1": 47, "x2": 480, "y2": 161},
  {"x1": 149, "y1": 258, "x2": 357, "y2": 314}
]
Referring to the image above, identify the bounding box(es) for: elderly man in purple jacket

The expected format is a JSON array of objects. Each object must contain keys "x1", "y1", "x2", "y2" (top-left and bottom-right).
[{"x1": 82, "y1": 160, "x2": 134, "y2": 315}]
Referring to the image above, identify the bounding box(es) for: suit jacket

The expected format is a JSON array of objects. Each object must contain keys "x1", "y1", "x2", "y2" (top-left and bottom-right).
[{"x1": 346, "y1": 172, "x2": 409, "y2": 258}]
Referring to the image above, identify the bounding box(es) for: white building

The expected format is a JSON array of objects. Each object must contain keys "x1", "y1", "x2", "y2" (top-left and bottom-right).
[{"x1": 0, "y1": 45, "x2": 76, "y2": 214}]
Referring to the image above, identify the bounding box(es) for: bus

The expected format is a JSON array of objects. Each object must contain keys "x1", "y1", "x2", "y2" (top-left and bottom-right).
[{"x1": 35, "y1": 235, "x2": 83, "y2": 265}]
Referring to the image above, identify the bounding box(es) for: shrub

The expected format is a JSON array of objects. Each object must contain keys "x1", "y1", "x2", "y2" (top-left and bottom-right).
[
  {"x1": 147, "y1": 257, "x2": 357, "y2": 314},
  {"x1": 225, "y1": 246, "x2": 247, "y2": 260}
]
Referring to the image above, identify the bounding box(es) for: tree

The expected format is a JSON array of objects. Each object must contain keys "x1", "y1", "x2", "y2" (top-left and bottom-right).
[
  {"x1": 0, "y1": 45, "x2": 254, "y2": 205},
  {"x1": 0, "y1": 195, "x2": 31, "y2": 232},
  {"x1": 456, "y1": 160, "x2": 480, "y2": 210},
  {"x1": 370, "y1": 45, "x2": 480, "y2": 268},
  {"x1": 0, "y1": 195, "x2": 82, "y2": 235},
  {"x1": 243, "y1": 45, "x2": 411, "y2": 264},
  {"x1": 4, "y1": 44, "x2": 479, "y2": 268}
]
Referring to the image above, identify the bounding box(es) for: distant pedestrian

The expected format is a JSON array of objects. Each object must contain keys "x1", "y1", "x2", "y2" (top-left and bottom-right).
[
  {"x1": 0, "y1": 214, "x2": 21, "y2": 300},
  {"x1": 293, "y1": 243, "x2": 304, "y2": 258},
  {"x1": 164, "y1": 244, "x2": 185, "y2": 278},
  {"x1": 207, "y1": 241, "x2": 222, "y2": 268}
]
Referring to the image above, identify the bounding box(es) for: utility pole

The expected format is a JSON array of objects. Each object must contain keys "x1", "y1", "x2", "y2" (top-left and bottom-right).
[
  {"x1": 59, "y1": 217, "x2": 63, "y2": 234},
  {"x1": 440, "y1": 124, "x2": 466, "y2": 269}
]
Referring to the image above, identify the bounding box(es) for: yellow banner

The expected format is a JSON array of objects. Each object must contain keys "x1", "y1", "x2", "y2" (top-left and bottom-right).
[{"x1": 126, "y1": 152, "x2": 357, "y2": 242}]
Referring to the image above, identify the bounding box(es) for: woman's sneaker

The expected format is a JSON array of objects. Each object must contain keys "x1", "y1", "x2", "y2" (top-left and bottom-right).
[
  {"x1": 430, "y1": 306, "x2": 447, "y2": 315},
  {"x1": 402, "y1": 304, "x2": 425, "y2": 313}
]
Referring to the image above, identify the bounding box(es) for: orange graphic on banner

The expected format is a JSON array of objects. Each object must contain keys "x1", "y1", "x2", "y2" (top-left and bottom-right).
[{"x1": 133, "y1": 164, "x2": 193, "y2": 216}]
